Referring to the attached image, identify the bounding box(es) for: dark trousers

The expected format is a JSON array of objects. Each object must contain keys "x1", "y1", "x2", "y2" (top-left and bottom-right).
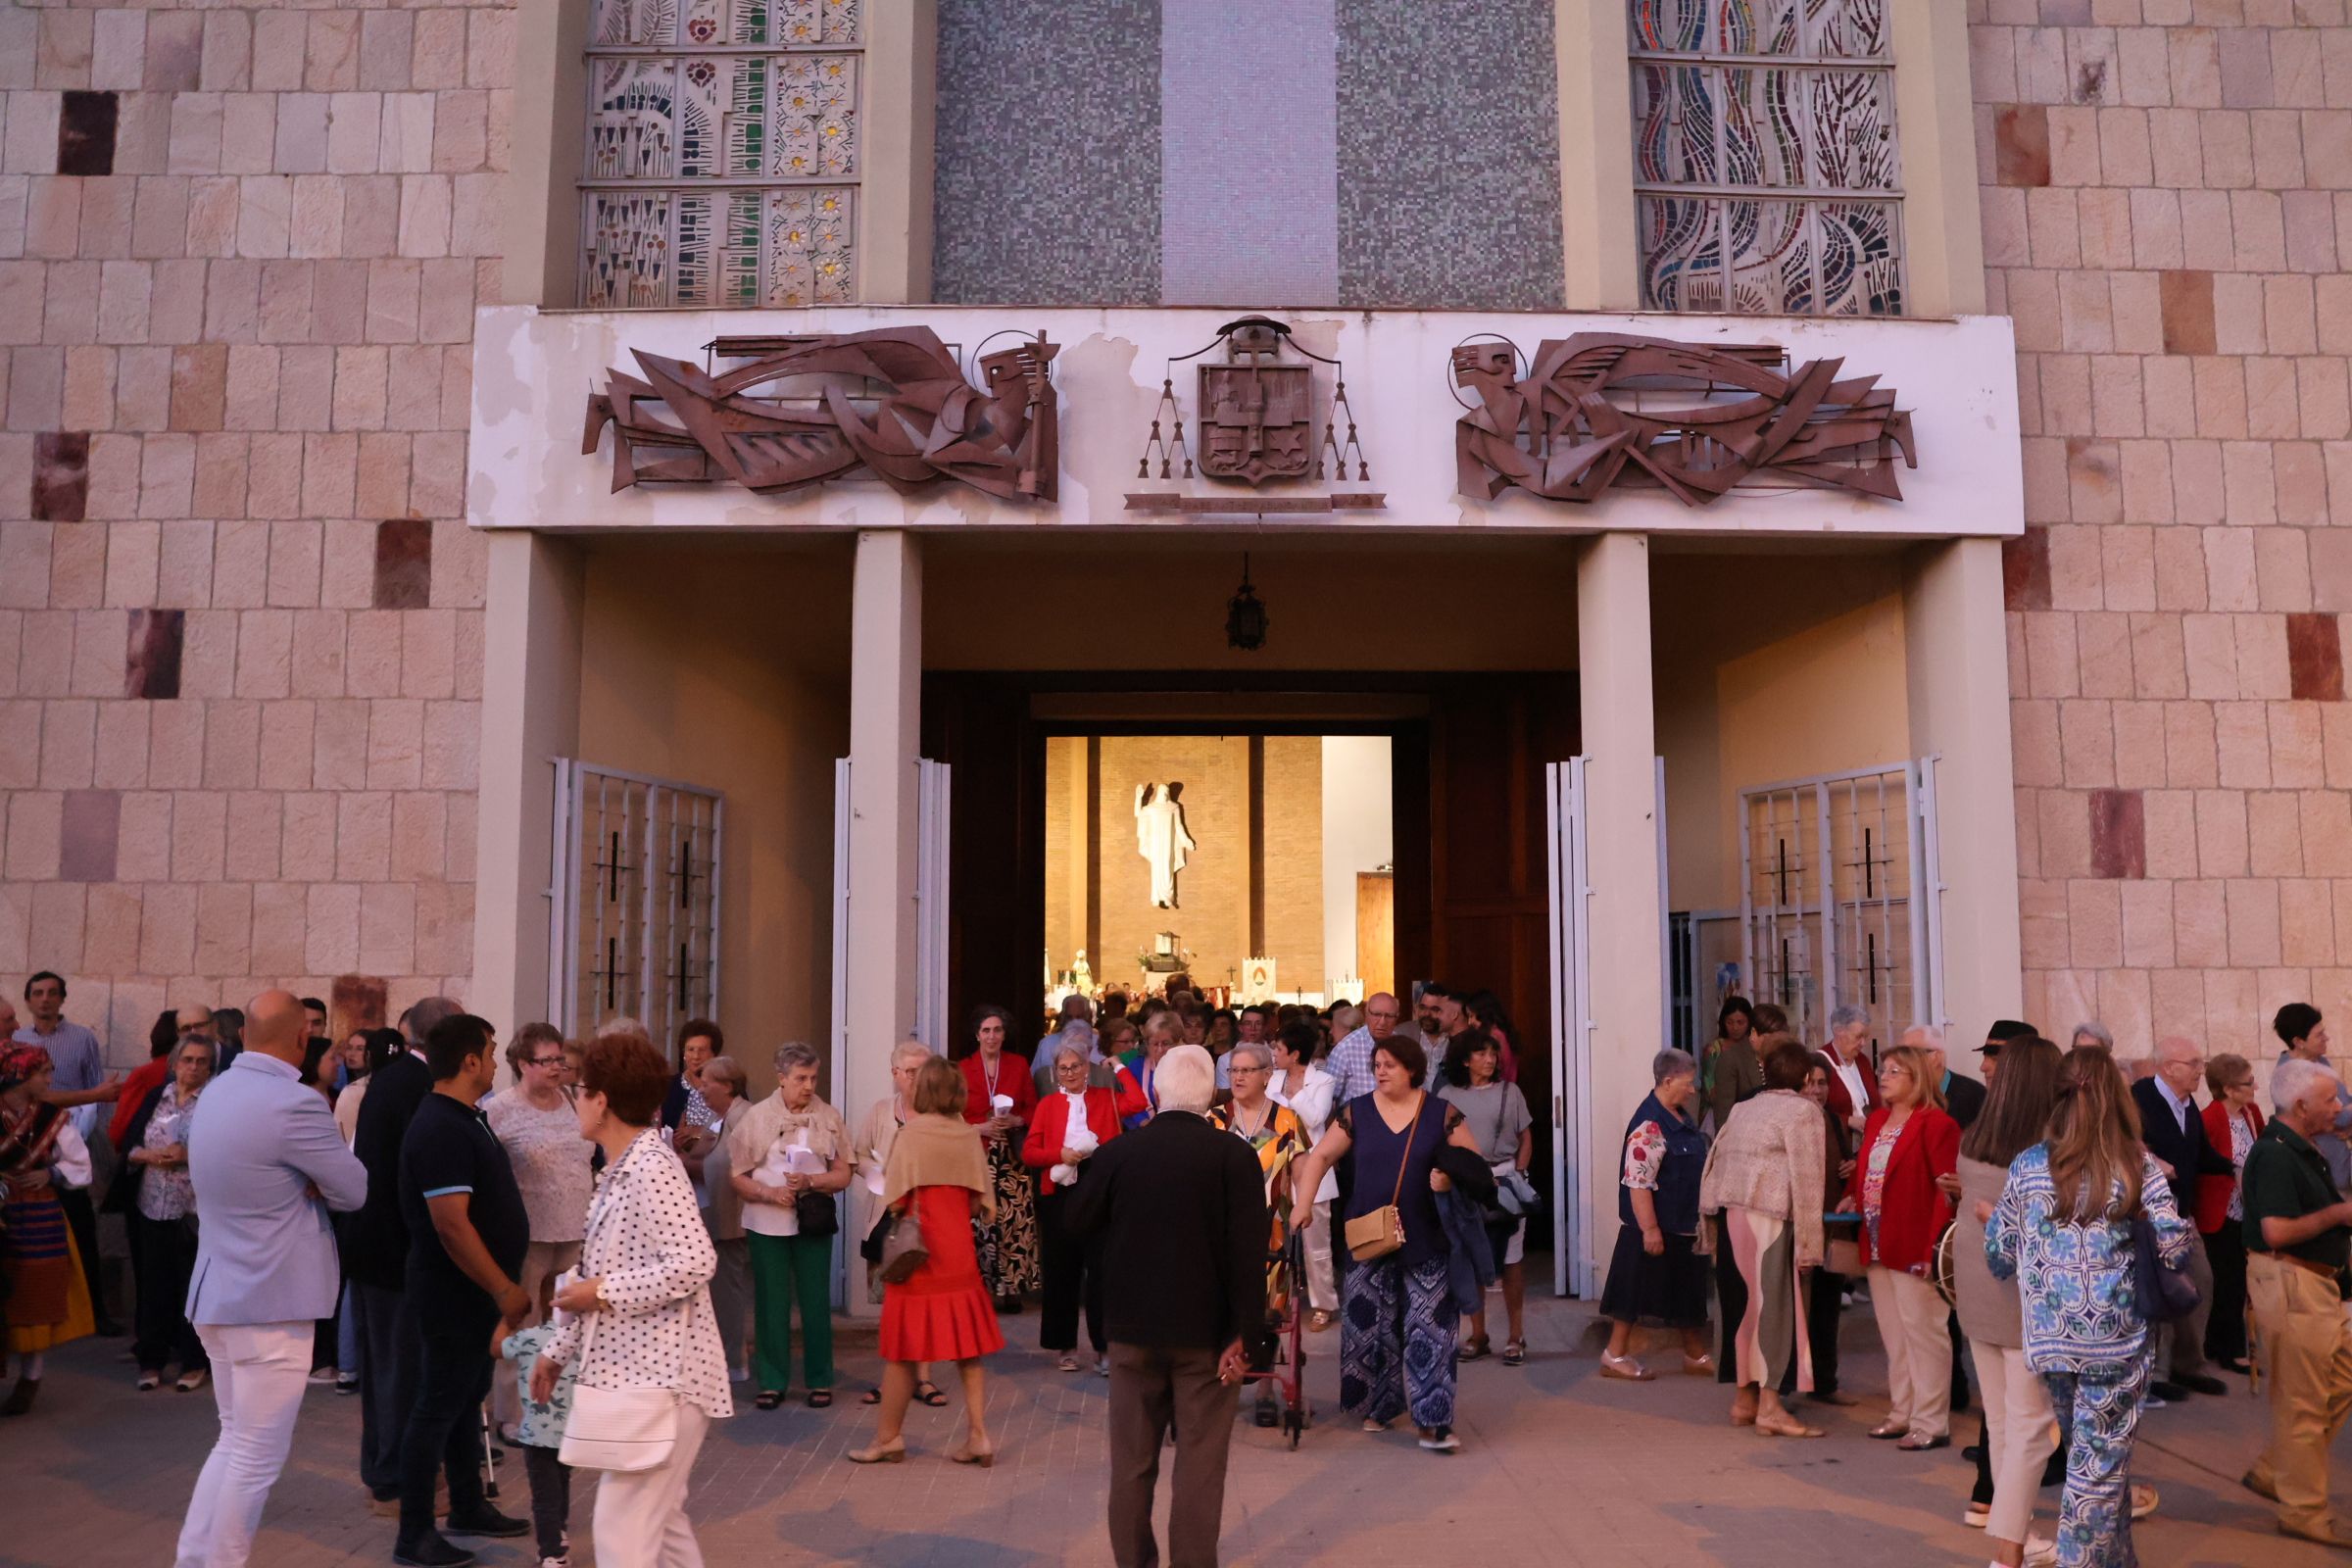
[
  {"x1": 397, "y1": 1329, "x2": 493, "y2": 1544},
  {"x1": 1777, "y1": 1268, "x2": 1845, "y2": 1396},
  {"x1": 129, "y1": 1212, "x2": 206, "y2": 1373},
  {"x1": 1950, "y1": 1307, "x2": 1972, "y2": 1409},
  {"x1": 58, "y1": 1185, "x2": 111, "y2": 1325},
  {"x1": 522, "y1": 1445, "x2": 571, "y2": 1560},
  {"x1": 1039, "y1": 1191, "x2": 1106, "y2": 1355},
  {"x1": 2204, "y1": 1222, "x2": 2250, "y2": 1363},
  {"x1": 1108, "y1": 1343, "x2": 1241, "y2": 1568},
  {"x1": 1714, "y1": 1222, "x2": 1745, "y2": 1385},
  {"x1": 356, "y1": 1282, "x2": 422, "y2": 1498}
]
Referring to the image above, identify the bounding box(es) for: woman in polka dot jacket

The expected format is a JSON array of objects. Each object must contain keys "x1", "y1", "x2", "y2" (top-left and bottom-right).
[{"x1": 532, "y1": 1028, "x2": 732, "y2": 1568}]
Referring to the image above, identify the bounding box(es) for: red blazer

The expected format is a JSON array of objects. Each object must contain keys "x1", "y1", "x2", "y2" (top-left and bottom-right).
[
  {"x1": 1817, "y1": 1046, "x2": 1885, "y2": 1127},
  {"x1": 1846, "y1": 1105, "x2": 1959, "y2": 1274},
  {"x1": 1021, "y1": 1075, "x2": 1148, "y2": 1194},
  {"x1": 959, "y1": 1052, "x2": 1037, "y2": 1126},
  {"x1": 2197, "y1": 1100, "x2": 2264, "y2": 1234}
]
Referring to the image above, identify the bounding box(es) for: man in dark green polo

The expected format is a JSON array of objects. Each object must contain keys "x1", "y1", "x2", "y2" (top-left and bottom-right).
[{"x1": 2240, "y1": 1054, "x2": 2352, "y2": 1548}]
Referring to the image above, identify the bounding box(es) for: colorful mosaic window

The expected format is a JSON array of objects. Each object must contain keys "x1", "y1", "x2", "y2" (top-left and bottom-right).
[
  {"x1": 581, "y1": 0, "x2": 859, "y2": 307},
  {"x1": 1630, "y1": 0, "x2": 1903, "y2": 317}
]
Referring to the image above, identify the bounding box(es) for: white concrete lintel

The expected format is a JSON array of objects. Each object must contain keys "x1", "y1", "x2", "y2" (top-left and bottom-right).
[{"x1": 469, "y1": 304, "x2": 2022, "y2": 543}]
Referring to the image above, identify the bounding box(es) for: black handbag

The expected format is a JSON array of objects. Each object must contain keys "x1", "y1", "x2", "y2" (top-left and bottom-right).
[
  {"x1": 2131, "y1": 1212, "x2": 2200, "y2": 1324},
  {"x1": 795, "y1": 1188, "x2": 839, "y2": 1239}
]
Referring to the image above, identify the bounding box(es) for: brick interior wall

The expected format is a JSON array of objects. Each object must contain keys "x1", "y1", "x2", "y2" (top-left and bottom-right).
[
  {"x1": 0, "y1": 1, "x2": 504, "y2": 1062},
  {"x1": 1977, "y1": 0, "x2": 2352, "y2": 1059}
]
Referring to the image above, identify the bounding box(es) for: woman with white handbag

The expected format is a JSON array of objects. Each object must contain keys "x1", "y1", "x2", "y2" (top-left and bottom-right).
[{"x1": 532, "y1": 1030, "x2": 732, "y2": 1567}]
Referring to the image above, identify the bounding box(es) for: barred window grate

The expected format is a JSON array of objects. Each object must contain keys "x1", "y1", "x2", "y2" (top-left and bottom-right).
[
  {"x1": 579, "y1": 0, "x2": 860, "y2": 307},
  {"x1": 552, "y1": 760, "x2": 724, "y2": 1047},
  {"x1": 1629, "y1": 0, "x2": 1904, "y2": 316}
]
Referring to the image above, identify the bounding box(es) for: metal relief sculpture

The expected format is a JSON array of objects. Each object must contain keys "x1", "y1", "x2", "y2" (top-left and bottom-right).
[
  {"x1": 583, "y1": 326, "x2": 1059, "y2": 502},
  {"x1": 1128, "y1": 316, "x2": 1378, "y2": 514},
  {"x1": 1451, "y1": 333, "x2": 1916, "y2": 508}
]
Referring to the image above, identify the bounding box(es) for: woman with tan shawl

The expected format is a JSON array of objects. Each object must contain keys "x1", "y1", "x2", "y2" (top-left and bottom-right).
[{"x1": 849, "y1": 1057, "x2": 1005, "y2": 1466}]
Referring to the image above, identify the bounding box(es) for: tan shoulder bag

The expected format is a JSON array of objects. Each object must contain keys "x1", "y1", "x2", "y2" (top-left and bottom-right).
[{"x1": 1343, "y1": 1093, "x2": 1425, "y2": 1262}]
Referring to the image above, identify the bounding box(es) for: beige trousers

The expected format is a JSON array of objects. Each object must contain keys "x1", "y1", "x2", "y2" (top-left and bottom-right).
[
  {"x1": 1971, "y1": 1338, "x2": 2058, "y2": 1545},
  {"x1": 590, "y1": 1397, "x2": 710, "y2": 1567},
  {"x1": 1868, "y1": 1264, "x2": 1952, "y2": 1438},
  {"x1": 2246, "y1": 1252, "x2": 2352, "y2": 1534}
]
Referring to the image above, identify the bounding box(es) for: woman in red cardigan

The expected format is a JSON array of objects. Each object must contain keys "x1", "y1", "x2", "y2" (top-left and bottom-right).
[
  {"x1": 2199, "y1": 1053, "x2": 2265, "y2": 1373},
  {"x1": 1847, "y1": 1043, "x2": 1961, "y2": 1449},
  {"x1": 1022, "y1": 1043, "x2": 1148, "y2": 1371},
  {"x1": 958, "y1": 1006, "x2": 1041, "y2": 1312}
]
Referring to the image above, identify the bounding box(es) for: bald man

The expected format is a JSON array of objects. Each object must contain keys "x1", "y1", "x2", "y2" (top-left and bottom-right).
[
  {"x1": 2132, "y1": 1036, "x2": 2234, "y2": 1399},
  {"x1": 176, "y1": 990, "x2": 368, "y2": 1568}
]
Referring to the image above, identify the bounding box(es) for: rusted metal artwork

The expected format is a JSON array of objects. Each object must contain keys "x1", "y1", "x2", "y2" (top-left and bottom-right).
[
  {"x1": 584, "y1": 326, "x2": 1059, "y2": 502},
  {"x1": 1123, "y1": 494, "x2": 1386, "y2": 515},
  {"x1": 1136, "y1": 316, "x2": 1369, "y2": 491},
  {"x1": 1451, "y1": 332, "x2": 1916, "y2": 508}
]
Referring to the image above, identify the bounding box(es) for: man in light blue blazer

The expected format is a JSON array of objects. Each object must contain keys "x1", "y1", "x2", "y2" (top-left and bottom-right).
[{"x1": 174, "y1": 990, "x2": 368, "y2": 1568}]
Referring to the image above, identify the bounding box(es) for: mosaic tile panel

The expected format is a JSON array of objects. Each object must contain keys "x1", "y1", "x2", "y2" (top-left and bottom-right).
[
  {"x1": 595, "y1": 0, "x2": 860, "y2": 48},
  {"x1": 1629, "y1": 0, "x2": 1886, "y2": 59},
  {"x1": 1337, "y1": 0, "x2": 1565, "y2": 310},
  {"x1": 932, "y1": 0, "x2": 1160, "y2": 305}
]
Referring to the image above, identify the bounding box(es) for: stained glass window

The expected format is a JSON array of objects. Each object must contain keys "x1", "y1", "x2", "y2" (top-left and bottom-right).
[
  {"x1": 1630, "y1": 0, "x2": 1903, "y2": 316},
  {"x1": 580, "y1": 0, "x2": 860, "y2": 307}
]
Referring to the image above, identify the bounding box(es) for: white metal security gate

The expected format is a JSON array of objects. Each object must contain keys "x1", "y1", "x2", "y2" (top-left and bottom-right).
[
  {"x1": 1740, "y1": 760, "x2": 1943, "y2": 1049},
  {"x1": 1545, "y1": 759, "x2": 1593, "y2": 1298},
  {"x1": 548, "y1": 760, "x2": 723, "y2": 1042}
]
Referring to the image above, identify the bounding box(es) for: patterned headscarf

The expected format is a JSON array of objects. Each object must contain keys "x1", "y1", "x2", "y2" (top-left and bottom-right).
[{"x1": 0, "y1": 1043, "x2": 53, "y2": 1094}]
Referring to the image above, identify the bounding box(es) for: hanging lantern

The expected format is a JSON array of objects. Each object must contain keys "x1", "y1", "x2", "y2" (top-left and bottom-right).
[{"x1": 1225, "y1": 554, "x2": 1268, "y2": 652}]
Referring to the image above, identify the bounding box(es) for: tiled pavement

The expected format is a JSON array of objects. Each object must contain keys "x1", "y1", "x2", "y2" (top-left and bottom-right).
[{"x1": 10, "y1": 1292, "x2": 2348, "y2": 1567}]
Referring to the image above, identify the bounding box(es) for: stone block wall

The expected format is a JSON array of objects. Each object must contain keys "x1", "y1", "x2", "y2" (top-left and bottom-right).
[
  {"x1": 0, "y1": 1, "x2": 504, "y2": 1064},
  {"x1": 1978, "y1": 0, "x2": 2352, "y2": 1057}
]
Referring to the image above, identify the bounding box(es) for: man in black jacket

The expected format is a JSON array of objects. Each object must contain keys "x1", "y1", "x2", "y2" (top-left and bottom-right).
[
  {"x1": 2132, "y1": 1035, "x2": 2235, "y2": 1399},
  {"x1": 1066, "y1": 1044, "x2": 1268, "y2": 1568},
  {"x1": 347, "y1": 996, "x2": 461, "y2": 1512}
]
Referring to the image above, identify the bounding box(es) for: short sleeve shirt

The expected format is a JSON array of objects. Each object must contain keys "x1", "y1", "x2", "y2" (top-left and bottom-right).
[
  {"x1": 1439, "y1": 1081, "x2": 1533, "y2": 1167},
  {"x1": 400, "y1": 1091, "x2": 532, "y2": 1330},
  {"x1": 2240, "y1": 1119, "x2": 2351, "y2": 1295}
]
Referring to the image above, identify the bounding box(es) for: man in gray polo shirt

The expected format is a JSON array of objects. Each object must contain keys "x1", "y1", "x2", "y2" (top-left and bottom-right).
[{"x1": 15, "y1": 971, "x2": 123, "y2": 1333}]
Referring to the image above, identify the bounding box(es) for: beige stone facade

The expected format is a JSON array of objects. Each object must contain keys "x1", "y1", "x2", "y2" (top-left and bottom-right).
[
  {"x1": 1977, "y1": 0, "x2": 2352, "y2": 1058},
  {"x1": 0, "y1": 0, "x2": 2336, "y2": 1128}
]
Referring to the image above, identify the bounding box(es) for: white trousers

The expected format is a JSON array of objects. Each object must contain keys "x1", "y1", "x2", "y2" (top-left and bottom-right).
[
  {"x1": 1302, "y1": 1200, "x2": 1337, "y2": 1313},
  {"x1": 1972, "y1": 1337, "x2": 2059, "y2": 1545},
  {"x1": 1868, "y1": 1264, "x2": 1952, "y2": 1438},
  {"x1": 590, "y1": 1399, "x2": 711, "y2": 1568},
  {"x1": 175, "y1": 1321, "x2": 314, "y2": 1568}
]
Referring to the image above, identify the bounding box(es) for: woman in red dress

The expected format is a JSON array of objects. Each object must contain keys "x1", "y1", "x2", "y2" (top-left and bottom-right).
[{"x1": 850, "y1": 1056, "x2": 1006, "y2": 1466}]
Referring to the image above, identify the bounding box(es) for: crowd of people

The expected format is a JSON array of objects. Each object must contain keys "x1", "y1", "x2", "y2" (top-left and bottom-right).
[{"x1": 6, "y1": 963, "x2": 2352, "y2": 1568}]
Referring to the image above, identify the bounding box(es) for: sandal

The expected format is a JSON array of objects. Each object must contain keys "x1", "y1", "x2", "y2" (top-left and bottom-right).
[
  {"x1": 756, "y1": 1391, "x2": 785, "y2": 1410},
  {"x1": 1682, "y1": 1352, "x2": 1715, "y2": 1376},
  {"x1": 807, "y1": 1389, "x2": 834, "y2": 1409},
  {"x1": 1731, "y1": 1393, "x2": 1758, "y2": 1428},
  {"x1": 1361, "y1": 1417, "x2": 1392, "y2": 1433},
  {"x1": 1458, "y1": 1337, "x2": 1492, "y2": 1362},
  {"x1": 859, "y1": 1388, "x2": 881, "y2": 1405},
  {"x1": 1500, "y1": 1340, "x2": 1526, "y2": 1366},
  {"x1": 1308, "y1": 1311, "x2": 1335, "y2": 1333},
  {"x1": 1755, "y1": 1411, "x2": 1827, "y2": 1439},
  {"x1": 914, "y1": 1380, "x2": 951, "y2": 1407},
  {"x1": 1598, "y1": 1352, "x2": 1654, "y2": 1382},
  {"x1": 1057, "y1": 1354, "x2": 1081, "y2": 1373}
]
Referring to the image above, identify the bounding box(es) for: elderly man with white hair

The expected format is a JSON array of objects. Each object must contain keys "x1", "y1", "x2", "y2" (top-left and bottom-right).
[
  {"x1": 1065, "y1": 1045, "x2": 1268, "y2": 1568},
  {"x1": 1903, "y1": 1023, "x2": 1986, "y2": 1131},
  {"x1": 2239, "y1": 1054, "x2": 2352, "y2": 1549}
]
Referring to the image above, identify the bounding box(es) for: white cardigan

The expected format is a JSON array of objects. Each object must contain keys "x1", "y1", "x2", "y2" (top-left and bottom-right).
[{"x1": 547, "y1": 1128, "x2": 733, "y2": 1421}]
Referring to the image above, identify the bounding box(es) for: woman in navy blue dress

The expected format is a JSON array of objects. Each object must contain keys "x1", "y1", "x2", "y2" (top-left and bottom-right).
[{"x1": 1289, "y1": 1033, "x2": 1487, "y2": 1452}]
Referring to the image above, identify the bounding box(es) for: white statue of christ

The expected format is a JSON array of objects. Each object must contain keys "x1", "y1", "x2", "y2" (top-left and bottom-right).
[{"x1": 1133, "y1": 781, "x2": 1198, "y2": 909}]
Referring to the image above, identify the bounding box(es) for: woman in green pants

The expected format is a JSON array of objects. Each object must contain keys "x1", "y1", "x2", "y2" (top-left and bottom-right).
[{"x1": 728, "y1": 1041, "x2": 854, "y2": 1409}]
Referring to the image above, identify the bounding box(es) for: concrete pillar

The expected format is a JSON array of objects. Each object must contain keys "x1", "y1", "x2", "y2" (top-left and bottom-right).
[
  {"x1": 858, "y1": 0, "x2": 937, "y2": 303},
  {"x1": 470, "y1": 531, "x2": 585, "y2": 1038},
  {"x1": 842, "y1": 530, "x2": 923, "y2": 1310},
  {"x1": 1903, "y1": 537, "x2": 2024, "y2": 1039},
  {"x1": 1552, "y1": 0, "x2": 1640, "y2": 311},
  {"x1": 1575, "y1": 531, "x2": 1664, "y2": 1277}
]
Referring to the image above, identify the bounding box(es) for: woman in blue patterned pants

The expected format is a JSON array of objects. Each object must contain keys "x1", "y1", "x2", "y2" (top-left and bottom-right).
[{"x1": 1985, "y1": 1048, "x2": 2192, "y2": 1568}]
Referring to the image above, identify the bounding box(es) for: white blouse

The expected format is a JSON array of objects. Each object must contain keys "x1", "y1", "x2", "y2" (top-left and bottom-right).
[
  {"x1": 546, "y1": 1128, "x2": 733, "y2": 1421},
  {"x1": 1272, "y1": 1064, "x2": 1340, "y2": 1203}
]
